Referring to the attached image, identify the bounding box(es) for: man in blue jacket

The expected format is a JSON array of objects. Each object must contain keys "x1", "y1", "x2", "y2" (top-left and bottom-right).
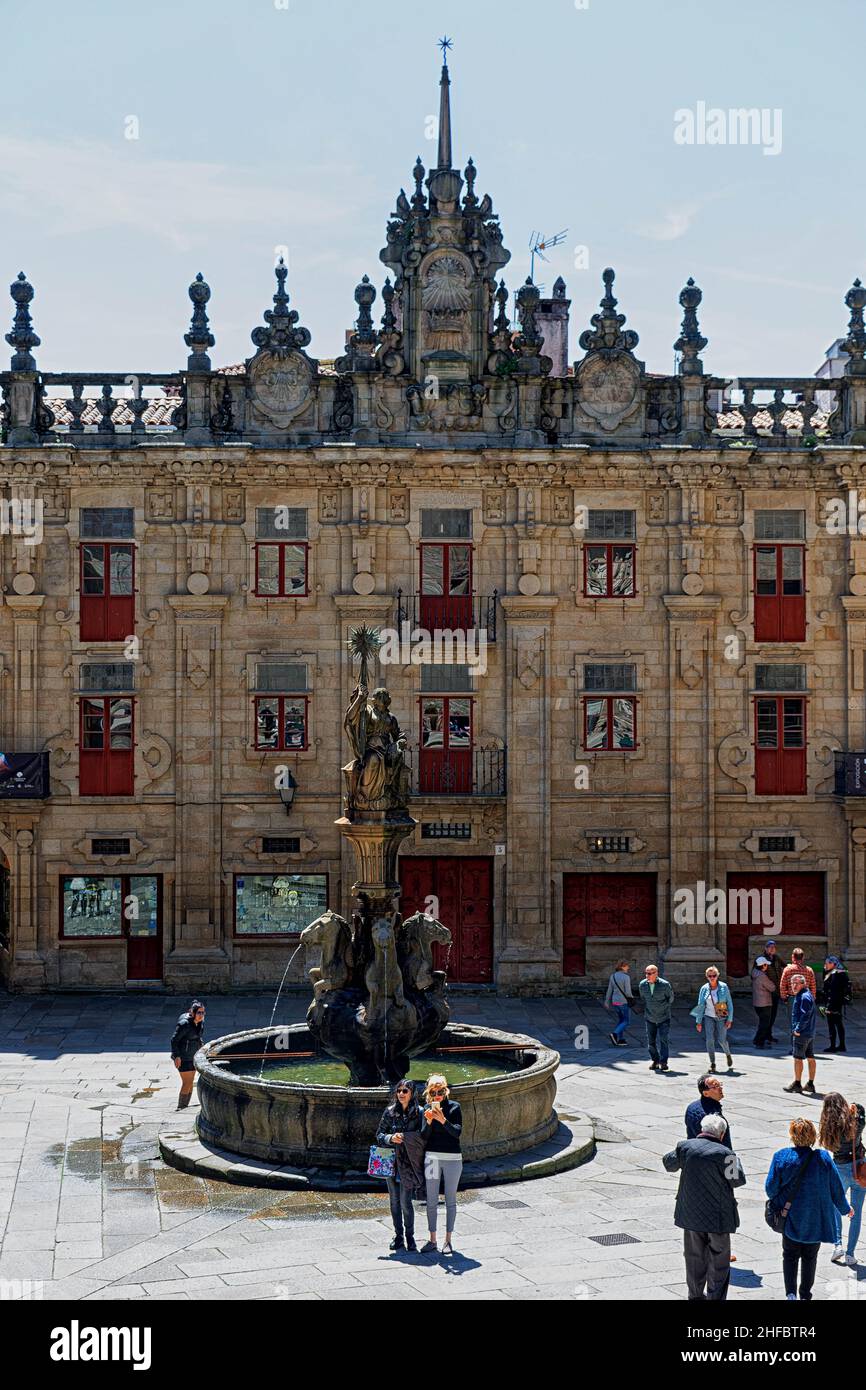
[
  {"x1": 685, "y1": 1074, "x2": 733, "y2": 1150},
  {"x1": 784, "y1": 974, "x2": 817, "y2": 1096}
]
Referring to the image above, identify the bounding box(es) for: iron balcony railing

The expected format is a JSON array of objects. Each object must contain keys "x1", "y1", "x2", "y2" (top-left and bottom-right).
[
  {"x1": 395, "y1": 590, "x2": 498, "y2": 642},
  {"x1": 404, "y1": 742, "x2": 506, "y2": 798}
]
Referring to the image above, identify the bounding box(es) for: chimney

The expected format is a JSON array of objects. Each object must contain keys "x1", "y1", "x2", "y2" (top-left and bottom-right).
[{"x1": 536, "y1": 276, "x2": 570, "y2": 376}]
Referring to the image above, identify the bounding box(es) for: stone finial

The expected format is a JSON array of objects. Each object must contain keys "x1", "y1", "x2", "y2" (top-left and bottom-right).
[
  {"x1": 552, "y1": 276, "x2": 567, "y2": 300},
  {"x1": 353, "y1": 275, "x2": 377, "y2": 344},
  {"x1": 381, "y1": 277, "x2": 397, "y2": 335},
  {"x1": 493, "y1": 279, "x2": 511, "y2": 336},
  {"x1": 578, "y1": 268, "x2": 639, "y2": 354},
  {"x1": 184, "y1": 272, "x2": 215, "y2": 371},
  {"x1": 843, "y1": 278, "x2": 866, "y2": 376},
  {"x1": 375, "y1": 277, "x2": 405, "y2": 376},
  {"x1": 251, "y1": 258, "x2": 312, "y2": 359},
  {"x1": 674, "y1": 277, "x2": 707, "y2": 375},
  {"x1": 6, "y1": 272, "x2": 40, "y2": 371}
]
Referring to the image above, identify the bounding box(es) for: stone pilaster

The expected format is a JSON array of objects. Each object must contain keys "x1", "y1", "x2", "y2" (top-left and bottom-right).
[
  {"x1": 0, "y1": 812, "x2": 45, "y2": 990},
  {"x1": 661, "y1": 593, "x2": 724, "y2": 988},
  {"x1": 6, "y1": 595, "x2": 45, "y2": 749},
  {"x1": 498, "y1": 595, "x2": 559, "y2": 989},
  {"x1": 165, "y1": 594, "x2": 231, "y2": 990}
]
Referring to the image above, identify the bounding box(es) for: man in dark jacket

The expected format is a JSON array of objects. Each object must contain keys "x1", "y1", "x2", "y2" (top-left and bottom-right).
[
  {"x1": 784, "y1": 975, "x2": 817, "y2": 1095},
  {"x1": 763, "y1": 940, "x2": 784, "y2": 1042},
  {"x1": 663, "y1": 1113, "x2": 746, "y2": 1300},
  {"x1": 823, "y1": 956, "x2": 850, "y2": 1053},
  {"x1": 638, "y1": 964, "x2": 674, "y2": 1072},
  {"x1": 170, "y1": 1000, "x2": 205, "y2": 1109},
  {"x1": 685, "y1": 1075, "x2": 732, "y2": 1150}
]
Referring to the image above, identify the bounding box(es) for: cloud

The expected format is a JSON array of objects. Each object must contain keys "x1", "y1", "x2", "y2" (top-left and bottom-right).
[
  {"x1": 635, "y1": 191, "x2": 727, "y2": 243},
  {"x1": 0, "y1": 135, "x2": 370, "y2": 252}
]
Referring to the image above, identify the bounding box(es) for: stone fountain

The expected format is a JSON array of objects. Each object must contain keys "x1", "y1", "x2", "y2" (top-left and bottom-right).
[{"x1": 160, "y1": 628, "x2": 589, "y2": 1186}]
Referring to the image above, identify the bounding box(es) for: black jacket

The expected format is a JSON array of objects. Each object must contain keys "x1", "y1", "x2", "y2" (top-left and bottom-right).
[
  {"x1": 823, "y1": 969, "x2": 850, "y2": 1012},
  {"x1": 421, "y1": 1098, "x2": 463, "y2": 1154},
  {"x1": 170, "y1": 1012, "x2": 204, "y2": 1069},
  {"x1": 834, "y1": 1103, "x2": 865, "y2": 1164},
  {"x1": 376, "y1": 1100, "x2": 423, "y2": 1146},
  {"x1": 684, "y1": 1096, "x2": 732, "y2": 1150},
  {"x1": 663, "y1": 1136, "x2": 746, "y2": 1235}
]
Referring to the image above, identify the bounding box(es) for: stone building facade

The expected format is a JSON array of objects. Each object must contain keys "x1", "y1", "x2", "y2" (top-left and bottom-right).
[{"x1": 2, "y1": 60, "x2": 866, "y2": 995}]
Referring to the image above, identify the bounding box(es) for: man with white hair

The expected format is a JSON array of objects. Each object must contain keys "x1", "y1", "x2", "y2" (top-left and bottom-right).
[{"x1": 663, "y1": 1113, "x2": 746, "y2": 1300}]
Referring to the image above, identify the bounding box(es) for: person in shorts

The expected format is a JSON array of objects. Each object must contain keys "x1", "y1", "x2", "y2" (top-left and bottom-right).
[{"x1": 784, "y1": 974, "x2": 817, "y2": 1096}]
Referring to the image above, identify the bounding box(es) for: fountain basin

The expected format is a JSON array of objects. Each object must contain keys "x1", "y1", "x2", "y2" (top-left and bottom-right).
[{"x1": 194, "y1": 1022, "x2": 559, "y2": 1170}]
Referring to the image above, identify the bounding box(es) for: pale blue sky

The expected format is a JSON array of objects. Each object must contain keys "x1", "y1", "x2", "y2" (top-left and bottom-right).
[{"x1": 1, "y1": 0, "x2": 861, "y2": 377}]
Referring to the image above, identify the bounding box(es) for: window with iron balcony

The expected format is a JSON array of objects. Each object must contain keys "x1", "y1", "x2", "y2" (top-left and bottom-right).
[{"x1": 419, "y1": 507, "x2": 473, "y2": 631}]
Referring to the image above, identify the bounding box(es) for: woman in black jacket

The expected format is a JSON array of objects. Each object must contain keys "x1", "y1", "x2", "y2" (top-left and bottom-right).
[
  {"x1": 170, "y1": 1000, "x2": 206, "y2": 1109},
  {"x1": 823, "y1": 957, "x2": 850, "y2": 1053},
  {"x1": 376, "y1": 1080, "x2": 423, "y2": 1252},
  {"x1": 419, "y1": 1073, "x2": 463, "y2": 1256}
]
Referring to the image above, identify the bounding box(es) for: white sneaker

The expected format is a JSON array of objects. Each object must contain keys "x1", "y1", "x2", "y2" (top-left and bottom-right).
[
  {"x1": 831, "y1": 1245, "x2": 846, "y2": 1264},
  {"x1": 844, "y1": 1253, "x2": 858, "y2": 1268},
  {"x1": 786, "y1": 1292, "x2": 797, "y2": 1300}
]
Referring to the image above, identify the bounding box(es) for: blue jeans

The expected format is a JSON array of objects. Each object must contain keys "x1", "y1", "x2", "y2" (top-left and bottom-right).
[
  {"x1": 834, "y1": 1161, "x2": 864, "y2": 1256},
  {"x1": 703, "y1": 1016, "x2": 732, "y2": 1064},
  {"x1": 386, "y1": 1174, "x2": 415, "y2": 1241},
  {"x1": 612, "y1": 1003, "x2": 630, "y2": 1039},
  {"x1": 646, "y1": 1019, "x2": 670, "y2": 1065}
]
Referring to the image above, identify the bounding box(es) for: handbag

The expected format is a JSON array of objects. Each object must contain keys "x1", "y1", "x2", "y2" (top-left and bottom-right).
[
  {"x1": 850, "y1": 1111, "x2": 866, "y2": 1190},
  {"x1": 764, "y1": 1150, "x2": 814, "y2": 1233},
  {"x1": 367, "y1": 1144, "x2": 395, "y2": 1179}
]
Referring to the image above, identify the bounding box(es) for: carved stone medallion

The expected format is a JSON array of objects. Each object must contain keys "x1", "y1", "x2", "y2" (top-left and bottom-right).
[
  {"x1": 577, "y1": 352, "x2": 641, "y2": 430},
  {"x1": 249, "y1": 351, "x2": 312, "y2": 427}
]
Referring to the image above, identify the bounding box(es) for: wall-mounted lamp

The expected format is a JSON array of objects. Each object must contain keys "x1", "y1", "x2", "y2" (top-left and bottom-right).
[{"x1": 278, "y1": 771, "x2": 298, "y2": 816}]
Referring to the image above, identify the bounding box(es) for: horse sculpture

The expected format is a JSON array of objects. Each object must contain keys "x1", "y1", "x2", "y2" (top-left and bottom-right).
[
  {"x1": 300, "y1": 910, "x2": 353, "y2": 997},
  {"x1": 397, "y1": 911, "x2": 452, "y2": 992}
]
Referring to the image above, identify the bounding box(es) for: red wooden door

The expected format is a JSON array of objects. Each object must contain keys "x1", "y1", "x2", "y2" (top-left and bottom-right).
[
  {"x1": 562, "y1": 873, "x2": 657, "y2": 977},
  {"x1": 755, "y1": 698, "x2": 806, "y2": 795},
  {"x1": 725, "y1": 872, "x2": 825, "y2": 976},
  {"x1": 419, "y1": 697, "x2": 472, "y2": 794},
  {"x1": 419, "y1": 543, "x2": 473, "y2": 632},
  {"x1": 80, "y1": 543, "x2": 134, "y2": 641},
  {"x1": 754, "y1": 545, "x2": 805, "y2": 643},
  {"x1": 399, "y1": 856, "x2": 494, "y2": 984}
]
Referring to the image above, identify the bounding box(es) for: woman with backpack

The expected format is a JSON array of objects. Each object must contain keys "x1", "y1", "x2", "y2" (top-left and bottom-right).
[
  {"x1": 822, "y1": 957, "x2": 850, "y2": 1053},
  {"x1": 604, "y1": 959, "x2": 633, "y2": 1048},
  {"x1": 819, "y1": 1091, "x2": 865, "y2": 1268},
  {"x1": 765, "y1": 1116, "x2": 852, "y2": 1300}
]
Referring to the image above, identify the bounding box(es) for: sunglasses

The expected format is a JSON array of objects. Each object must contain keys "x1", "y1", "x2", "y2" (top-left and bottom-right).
[
  {"x1": 396, "y1": 1086, "x2": 412, "y2": 1094},
  {"x1": 428, "y1": 1089, "x2": 446, "y2": 1097}
]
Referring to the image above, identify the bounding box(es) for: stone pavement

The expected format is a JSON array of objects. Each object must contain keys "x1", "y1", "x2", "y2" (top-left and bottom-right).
[{"x1": 0, "y1": 988, "x2": 864, "y2": 1302}]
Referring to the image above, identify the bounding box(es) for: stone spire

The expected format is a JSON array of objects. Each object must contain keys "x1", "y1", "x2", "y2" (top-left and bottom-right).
[
  {"x1": 674, "y1": 278, "x2": 707, "y2": 375},
  {"x1": 184, "y1": 272, "x2": 214, "y2": 371},
  {"x1": 436, "y1": 37, "x2": 453, "y2": 170},
  {"x1": 6, "y1": 272, "x2": 40, "y2": 371}
]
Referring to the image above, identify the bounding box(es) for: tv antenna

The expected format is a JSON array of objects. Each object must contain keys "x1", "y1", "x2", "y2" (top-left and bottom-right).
[{"x1": 528, "y1": 228, "x2": 568, "y2": 285}]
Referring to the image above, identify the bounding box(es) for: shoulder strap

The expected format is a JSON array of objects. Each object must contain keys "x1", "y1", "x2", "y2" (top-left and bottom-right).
[{"x1": 782, "y1": 1150, "x2": 815, "y2": 1214}]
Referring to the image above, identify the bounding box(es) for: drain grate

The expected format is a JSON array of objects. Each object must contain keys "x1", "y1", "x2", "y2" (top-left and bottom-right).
[
  {"x1": 487, "y1": 1199, "x2": 530, "y2": 1210},
  {"x1": 589, "y1": 1232, "x2": 641, "y2": 1246}
]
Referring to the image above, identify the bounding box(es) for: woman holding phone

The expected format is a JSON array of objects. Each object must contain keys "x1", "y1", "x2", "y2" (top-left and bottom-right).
[{"x1": 419, "y1": 1073, "x2": 463, "y2": 1255}]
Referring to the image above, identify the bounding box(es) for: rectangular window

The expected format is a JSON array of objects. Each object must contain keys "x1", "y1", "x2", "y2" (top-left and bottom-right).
[
  {"x1": 420, "y1": 664, "x2": 474, "y2": 693},
  {"x1": 420, "y1": 509, "x2": 472, "y2": 539},
  {"x1": 420, "y1": 823, "x2": 472, "y2": 840},
  {"x1": 754, "y1": 510, "x2": 805, "y2": 541},
  {"x1": 589, "y1": 836, "x2": 632, "y2": 853},
  {"x1": 80, "y1": 662, "x2": 135, "y2": 693},
  {"x1": 254, "y1": 509, "x2": 309, "y2": 597},
  {"x1": 261, "y1": 837, "x2": 301, "y2": 854},
  {"x1": 234, "y1": 873, "x2": 328, "y2": 937},
  {"x1": 80, "y1": 543, "x2": 134, "y2": 641},
  {"x1": 583, "y1": 664, "x2": 637, "y2": 692},
  {"x1": 754, "y1": 696, "x2": 807, "y2": 795},
  {"x1": 80, "y1": 508, "x2": 135, "y2": 539},
  {"x1": 91, "y1": 838, "x2": 131, "y2": 856},
  {"x1": 584, "y1": 544, "x2": 636, "y2": 597},
  {"x1": 753, "y1": 537, "x2": 806, "y2": 642},
  {"x1": 253, "y1": 663, "x2": 308, "y2": 750},
  {"x1": 586, "y1": 510, "x2": 636, "y2": 540},
  {"x1": 755, "y1": 665, "x2": 806, "y2": 691},
  {"x1": 60, "y1": 873, "x2": 159, "y2": 942}
]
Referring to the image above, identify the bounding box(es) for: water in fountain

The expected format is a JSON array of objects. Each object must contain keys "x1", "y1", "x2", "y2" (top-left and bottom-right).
[{"x1": 258, "y1": 939, "x2": 305, "y2": 1079}]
